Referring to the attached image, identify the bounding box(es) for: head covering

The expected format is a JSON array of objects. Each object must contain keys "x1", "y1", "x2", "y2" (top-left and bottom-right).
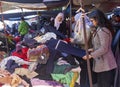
[{"x1": 54, "y1": 12, "x2": 64, "y2": 30}]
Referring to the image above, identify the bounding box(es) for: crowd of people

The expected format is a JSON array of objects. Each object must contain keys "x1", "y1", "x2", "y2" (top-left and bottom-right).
[{"x1": 0, "y1": 7, "x2": 120, "y2": 87}]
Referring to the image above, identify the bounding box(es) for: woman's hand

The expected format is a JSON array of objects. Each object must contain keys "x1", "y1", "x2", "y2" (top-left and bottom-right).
[
  {"x1": 82, "y1": 54, "x2": 93, "y2": 60},
  {"x1": 82, "y1": 48, "x2": 94, "y2": 60},
  {"x1": 70, "y1": 38, "x2": 74, "y2": 43},
  {"x1": 88, "y1": 48, "x2": 94, "y2": 52}
]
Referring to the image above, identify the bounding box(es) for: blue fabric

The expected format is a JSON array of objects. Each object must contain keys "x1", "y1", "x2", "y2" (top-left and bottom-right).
[
  {"x1": 114, "y1": 40, "x2": 120, "y2": 87},
  {"x1": 45, "y1": 39, "x2": 85, "y2": 75},
  {"x1": 112, "y1": 29, "x2": 120, "y2": 54},
  {"x1": 112, "y1": 30, "x2": 120, "y2": 47},
  {"x1": 5, "y1": 59, "x2": 19, "y2": 73},
  {"x1": 46, "y1": 38, "x2": 86, "y2": 58}
]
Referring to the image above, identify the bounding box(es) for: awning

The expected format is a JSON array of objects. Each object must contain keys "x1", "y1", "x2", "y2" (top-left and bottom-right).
[
  {"x1": 0, "y1": 0, "x2": 69, "y2": 11},
  {"x1": 72, "y1": 0, "x2": 120, "y2": 13},
  {"x1": 0, "y1": 10, "x2": 61, "y2": 21}
]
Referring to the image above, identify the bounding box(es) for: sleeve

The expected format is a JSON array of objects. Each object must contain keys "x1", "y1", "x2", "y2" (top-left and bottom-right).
[
  {"x1": 18, "y1": 23, "x2": 22, "y2": 33},
  {"x1": 91, "y1": 29, "x2": 110, "y2": 58}
]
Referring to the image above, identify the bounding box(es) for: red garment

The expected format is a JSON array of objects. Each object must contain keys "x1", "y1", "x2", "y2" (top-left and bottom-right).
[
  {"x1": 63, "y1": 38, "x2": 71, "y2": 43},
  {"x1": 13, "y1": 36, "x2": 21, "y2": 43},
  {"x1": 11, "y1": 47, "x2": 29, "y2": 68}
]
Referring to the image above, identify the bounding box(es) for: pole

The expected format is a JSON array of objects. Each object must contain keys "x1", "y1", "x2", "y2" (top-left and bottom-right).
[
  {"x1": 0, "y1": 2, "x2": 9, "y2": 56},
  {"x1": 79, "y1": 0, "x2": 93, "y2": 87},
  {"x1": 69, "y1": 0, "x2": 72, "y2": 37},
  {"x1": 20, "y1": 7, "x2": 24, "y2": 18},
  {"x1": 82, "y1": 17, "x2": 93, "y2": 87}
]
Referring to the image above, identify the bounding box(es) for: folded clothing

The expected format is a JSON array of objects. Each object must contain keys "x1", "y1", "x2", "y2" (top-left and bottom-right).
[{"x1": 31, "y1": 78, "x2": 64, "y2": 87}]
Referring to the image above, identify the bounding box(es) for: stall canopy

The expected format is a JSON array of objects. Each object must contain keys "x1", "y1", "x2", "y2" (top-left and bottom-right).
[
  {"x1": 72, "y1": 0, "x2": 120, "y2": 12},
  {"x1": 0, "y1": 0, "x2": 120, "y2": 20},
  {"x1": 1, "y1": 0, "x2": 120, "y2": 12},
  {"x1": 0, "y1": 0, "x2": 69, "y2": 11}
]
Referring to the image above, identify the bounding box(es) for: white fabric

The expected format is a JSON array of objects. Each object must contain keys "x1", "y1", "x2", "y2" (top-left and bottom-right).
[
  {"x1": 34, "y1": 32, "x2": 57, "y2": 43},
  {"x1": 54, "y1": 12, "x2": 64, "y2": 30},
  {"x1": 73, "y1": 13, "x2": 91, "y2": 45},
  {"x1": 57, "y1": 59, "x2": 70, "y2": 65},
  {"x1": 0, "y1": 56, "x2": 30, "y2": 69}
]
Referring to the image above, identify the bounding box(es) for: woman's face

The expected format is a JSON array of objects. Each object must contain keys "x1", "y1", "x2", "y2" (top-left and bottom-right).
[
  {"x1": 90, "y1": 18, "x2": 98, "y2": 27},
  {"x1": 57, "y1": 16, "x2": 63, "y2": 22}
]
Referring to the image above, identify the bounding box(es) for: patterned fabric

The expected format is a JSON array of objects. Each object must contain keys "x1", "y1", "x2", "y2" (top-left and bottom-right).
[
  {"x1": 91, "y1": 27, "x2": 117, "y2": 72},
  {"x1": 31, "y1": 78, "x2": 64, "y2": 87},
  {"x1": 34, "y1": 32, "x2": 57, "y2": 43},
  {"x1": 0, "y1": 72, "x2": 29, "y2": 87},
  {"x1": 0, "y1": 56, "x2": 30, "y2": 70},
  {"x1": 14, "y1": 68, "x2": 38, "y2": 79},
  {"x1": 51, "y1": 64, "x2": 79, "y2": 87},
  {"x1": 51, "y1": 72, "x2": 74, "y2": 86},
  {"x1": 27, "y1": 45, "x2": 49, "y2": 64}
]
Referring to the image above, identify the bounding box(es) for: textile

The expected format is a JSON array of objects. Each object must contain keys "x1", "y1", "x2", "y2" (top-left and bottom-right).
[
  {"x1": 114, "y1": 40, "x2": 120, "y2": 87},
  {"x1": 46, "y1": 38, "x2": 86, "y2": 58},
  {"x1": 18, "y1": 21, "x2": 29, "y2": 36},
  {"x1": 52, "y1": 63, "x2": 79, "y2": 87},
  {"x1": 31, "y1": 78, "x2": 63, "y2": 87},
  {"x1": 91, "y1": 27, "x2": 117, "y2": 72},
  {"x1": 27, "y1": 45, "x2": 49, "y2": 64},
  {"x1": 0, "y1": 56, "x2": 30, "y2": 69},
  {"x1": 44, "y1": 25, "x2": 66, "y2": 39},
  {"x1": 51, "y1": 72, "x2": 74, "y2": 85},
  {"x1": 14, "y1": 68, "x2": 38, "y2": 79},
  {"x1": 73, "y1": 12, "x2": 91, "y2": 45},
  {"x1": 54, "y1": 12, "x2": 64, "y2": 30},
  {"x1": 5, "y1": 59, "x2": 19, "y2": 73},
  {"x1": 34, "y1": 32, "x2": 57, "y2": 43}
]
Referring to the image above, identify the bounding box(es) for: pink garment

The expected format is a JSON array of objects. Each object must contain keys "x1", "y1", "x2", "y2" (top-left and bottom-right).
[{"x1": 31, "y1": 78, "x2": 63, "y2": 87}]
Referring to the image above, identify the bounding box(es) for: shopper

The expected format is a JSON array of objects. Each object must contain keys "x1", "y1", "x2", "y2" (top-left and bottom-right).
[
  {"x1": 18, "y1": 17, "x2": 29, "y2": 40},
  {"x1": 83, "y1": 9, "x2": 117, "y2": 87}
]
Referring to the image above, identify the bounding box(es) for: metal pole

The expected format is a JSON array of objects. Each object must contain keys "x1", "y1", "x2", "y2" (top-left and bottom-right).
[
  {"x1": 82, "y1": 17, "x2": 93, "y2": 87},
  {"x1": 20, "y1": 7, "x2": 24, "y2": 17},
  {"x1": 0, "y1": 2, "x2": 9, "y2": 56},
  {"x1": 69, "y1": 0, "x2": 72, "y2": 37},
  {"x1": 79, "y1": 0, "x2": 93, "y2": 87}
]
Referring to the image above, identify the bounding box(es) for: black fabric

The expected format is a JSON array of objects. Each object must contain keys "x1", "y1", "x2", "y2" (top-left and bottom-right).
[
  {"x1": 114, "y1": 39, "x2": 120, "y2": 87},
  {"x1": 62, "y1": 55, "x2": 77, "y2": 65},
  {"x1": 34, "y1": 64, "x2": 53, "y2": 80},
  {"x1": 19, "y1": 75, "x2": 32, "y2": 87},
  {"x1": 43, "y1": 39, "x2": 85, "y2": 75},
  {"x1": 50, "y1": 20, "x2": 68, "y2": 36},
  {"x1": 22, "y1": 38, "x2": 40, "y2": 48},
  {"x1": 97, "y1": 69, "x2": 115, "y2": 87},
  {"x1": 44, "y1": 25, "x2": 67, "y2": 39},
  {"x1": 75, "y1": 57, "x2": 97, "y2": 86}
]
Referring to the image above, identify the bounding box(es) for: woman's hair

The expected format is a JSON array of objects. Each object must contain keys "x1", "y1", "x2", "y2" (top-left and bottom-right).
[{"x1": 88, "y1": 9, "x2": 114, "y2": 35}]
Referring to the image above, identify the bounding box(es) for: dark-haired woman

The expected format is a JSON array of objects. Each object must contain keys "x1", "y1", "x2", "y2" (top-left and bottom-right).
[{"x1": 83, "y1": 9, "x2": 117, "y2": 87}]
